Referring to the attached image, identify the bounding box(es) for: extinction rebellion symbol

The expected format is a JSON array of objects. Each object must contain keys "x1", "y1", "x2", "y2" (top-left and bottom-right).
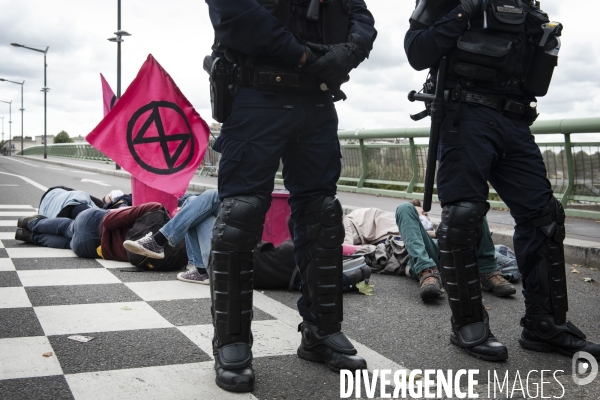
[{"x1": 127, "y1": 101, "x2": 195, "y2": 175}]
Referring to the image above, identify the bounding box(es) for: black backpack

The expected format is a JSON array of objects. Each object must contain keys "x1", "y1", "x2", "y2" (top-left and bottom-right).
[
  {"x1": 252, "y1": 240, "x2": 371, "y2": 292},
  {"x1": 124, "y1": 210, "x2": 188, "y2": 271}
]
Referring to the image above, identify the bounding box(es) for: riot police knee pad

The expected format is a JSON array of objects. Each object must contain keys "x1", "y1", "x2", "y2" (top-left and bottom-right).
[
  {"x1": 437, "y1": 202, "x2": 488, "y2": 343},
  {"x1": 212, "y1": 195, "x2": 271, "y2": 252},
  {"x1": 522, "y1": 197, "x2": 568, "y2": 324},
  {"x1": 297, "y1": 196, "x2": 345, "y2": 335},
  {"x1": 299, "y1": 195, "x2": 346, "y2": 249},
  {"x1": 437, "y1": 201, "x2": 488, "y2": 250}
]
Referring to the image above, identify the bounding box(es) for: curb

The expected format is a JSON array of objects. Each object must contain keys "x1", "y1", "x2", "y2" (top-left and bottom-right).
[{"x1": 21, "y1": 156, "x2": 600, "y2": 268}]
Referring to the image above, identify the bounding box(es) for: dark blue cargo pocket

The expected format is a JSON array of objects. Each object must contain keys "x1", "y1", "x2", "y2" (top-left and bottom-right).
[{"x1": 213, "y1": 135, "x2": 248, "y2": 161}]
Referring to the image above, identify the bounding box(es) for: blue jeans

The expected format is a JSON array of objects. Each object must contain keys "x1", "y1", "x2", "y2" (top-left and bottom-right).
[
  {"x1": 160, "y1": 189, "x2": 221, "y2": 270},
  {"x1": 29, "y1": 217, "x2": 74, "y2": 249},
  {"x1": 70, "y1": 209, "x2": 108, "y2": 258},
  {"x1": 28, "y1": 208, "x2": 108, "y2": 258},
  {"x1": 395, "y1": 203, "x2": 498, "y2": 279}
]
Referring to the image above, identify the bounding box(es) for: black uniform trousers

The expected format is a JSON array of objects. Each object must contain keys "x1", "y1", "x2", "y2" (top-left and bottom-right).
[
  {"x1": 213, "y1": 86, "x2": 342, "y2": 322},
  {"x1": 436, "y1": 103, "x2": 554, "y2": 299}
]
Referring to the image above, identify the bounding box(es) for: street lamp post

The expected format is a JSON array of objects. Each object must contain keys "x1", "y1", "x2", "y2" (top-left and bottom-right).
[
  {"x1": 0, "y1": 100, "x2": 12, "y2": 156},
  {"x1": 108, "y1": 0, "x2": 131, "y2": 170},
  {"x1": 0, "y1": 116, "x2": 4, "y2": 154},
  {"x1": 0, "y1": 79, "x2": 25, "y2": 155},
  {"x1": 10, "y1": 43, "x2": 49, "y2": 159}
]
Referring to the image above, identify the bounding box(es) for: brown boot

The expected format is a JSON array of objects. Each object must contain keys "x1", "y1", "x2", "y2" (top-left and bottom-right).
[
  {"x1": 480, "y1": 271, "x2": 516, "y2": 297},
  {"x1": 418, "y1": 267, "x2": 443, "y2": 302}
]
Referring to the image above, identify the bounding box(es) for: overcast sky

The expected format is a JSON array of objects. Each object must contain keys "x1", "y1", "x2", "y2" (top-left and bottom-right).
[{"x1": 0, "y1": 1, "x2": 598, "y2": 144}]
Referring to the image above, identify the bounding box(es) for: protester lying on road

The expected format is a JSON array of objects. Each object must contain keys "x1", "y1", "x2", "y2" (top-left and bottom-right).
[
  {"x1": 39, "y1": 186, "x2": 131, "y2": 220},
  {"x1": 15, "y1": 202, "x2": 164, "y2": 261},
  {"x1": 39, "y1": 186, "x2": 103, "y2": 219},
  {"x1": 396, "y1": 200, "x2": 516, "y2": 302}
]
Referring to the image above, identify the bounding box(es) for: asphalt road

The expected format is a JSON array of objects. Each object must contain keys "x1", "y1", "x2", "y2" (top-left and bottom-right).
[{"x1": 2, "y1": 155, "x2": 600, "y2": 399}]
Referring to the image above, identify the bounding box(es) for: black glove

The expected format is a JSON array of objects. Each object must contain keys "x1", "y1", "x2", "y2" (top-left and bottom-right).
[
  {"x1": 305, "y1": 33, "x2": 367, "y2": 86},
  {"x1": 460, "y1": 0, "x2": 482, "y2": 20},
  {"x1": 298, "y1": 46, "x2": 320, "y2": 70}
]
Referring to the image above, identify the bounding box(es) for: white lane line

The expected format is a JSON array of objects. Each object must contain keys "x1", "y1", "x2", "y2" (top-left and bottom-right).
[
  {"x1": 1, "y1": 157, "x2": 40, "y2": 167},
  {"x1": 0, "y1": 205, "x2": 35, "y2": 209},
  {"x1": 0, "y1": 171, "x2": 47, "y2": 192},
  {"x1": 0, "y1": 184, "x2": 18, "y2": 186},
  {"x1": 46, "y1": 167, "x2": 64, "y2": 171}
]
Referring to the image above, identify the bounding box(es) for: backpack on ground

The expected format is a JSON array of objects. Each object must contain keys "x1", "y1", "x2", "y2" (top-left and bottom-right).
[
  {"x1": 342, "y1": 256, "x2": 371, "y2": 292},
  {"x1": 124, "y1": 209, "x2": 187, "y2": 271}
]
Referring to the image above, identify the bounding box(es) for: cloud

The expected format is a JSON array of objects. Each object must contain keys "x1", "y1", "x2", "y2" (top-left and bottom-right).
[{"x1": 0, "y1": 0, "x2": 597, "y2": 141}]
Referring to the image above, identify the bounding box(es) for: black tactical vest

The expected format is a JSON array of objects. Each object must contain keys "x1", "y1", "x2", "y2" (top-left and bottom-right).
[
  {"x1": 446, "y1": 0, "x2": 553, "y2": 96},
  {"x1": 258, "y1": 0, "x2": 350, "y2": 45}
]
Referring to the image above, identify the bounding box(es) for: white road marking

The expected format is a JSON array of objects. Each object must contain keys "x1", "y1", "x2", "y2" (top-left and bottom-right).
[
  {"x1": 0, "y1": 337, "x2": 64, "y2": 379},
  {"x1": 71, "y1": 170, "x2": 99, "y2": 175},
  {"x1": 80, "y1": 178, "x2": 111, "y2": 187},
  {"x1": 0, "y1": 211, "x2": 36, "y2": 217},
  {"x1": 1, "y1": 157, "x2": 40, "y2": 167},
  {"x1": 0, "y1": 171, "x2": 47, "y2": 192},
  {"x1": 0, "y1": 220, "x2": 18, "y2": 226},
  {"x1": 34, "y1": 302, "x2": 173, "y2": 336},
  {"x1": 66, "y1": 362, "x2": 258, "y2": 400},
  {"x1": 6, "y1": 247, "x2": 78, "y2": 258},
  {"x1": 0, "y1": 205, "x2": 35, "y2": 209}
]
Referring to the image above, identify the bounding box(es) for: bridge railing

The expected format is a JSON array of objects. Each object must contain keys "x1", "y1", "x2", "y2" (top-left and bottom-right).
[{"x1": 18, "y1": 117, "x2": 600, "y2": 218}]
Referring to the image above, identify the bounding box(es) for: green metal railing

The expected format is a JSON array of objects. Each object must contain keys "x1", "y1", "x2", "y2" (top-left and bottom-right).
[{"x1": 19, "y1": 117, "x2": 600, "y2": 218}]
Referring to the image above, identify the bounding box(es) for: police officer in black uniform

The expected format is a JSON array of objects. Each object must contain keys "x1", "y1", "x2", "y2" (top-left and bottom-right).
[
  {"x1": 204, "y1": 0, "x2": 376, "y2": 392},
  {"x1": 405, "y1": 0, "x2": 600, "y2": 361}
]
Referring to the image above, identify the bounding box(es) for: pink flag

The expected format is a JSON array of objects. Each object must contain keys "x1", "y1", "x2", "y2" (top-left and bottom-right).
[
  {"x1": 100, "y1": 73, "x2": 118, "y2": 116},
  {"x1": 88, "y1": 54, "x2": 210, "y2": 197}
]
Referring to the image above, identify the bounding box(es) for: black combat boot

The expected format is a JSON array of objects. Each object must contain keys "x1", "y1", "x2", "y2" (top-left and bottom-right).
[
  {"x1": 213, "y1": 337, "x2": 255, "y2": 392},
  {"x1": 517, "y1": 199, "x2": 600, "y2": 359},
  {"x1": 209, "y1": 195, "x2": 271, "y2": 392},
  {"x1": 211, "y1": 250, "x2": 255, "y2": 392},
  {"x1": 450, "y1": 307, "x2": 508, "y2": 361},
  {"x1": 295, "y1": 196, "x2": 367, "y2": 372},
  {"x1": 437, "y1": 202, "x2": 508, "y2": 362},
  {"x1": 17, "y1": 214, "x2": 46, "y2": 229},
  {"x1": 297, "y1": 322, "x2": 367, "y2": 372},
  {"x1": 519, "y1": 301, "x2": 600, "y2": 359},
  {"x1": 15, "y1": 228, "x2": 33, "y2": 244}
]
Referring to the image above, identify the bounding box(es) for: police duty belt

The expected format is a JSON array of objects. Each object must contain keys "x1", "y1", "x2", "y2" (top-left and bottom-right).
[{"x1": 451, "y1": 92, "x2": 526, "y2": 116}]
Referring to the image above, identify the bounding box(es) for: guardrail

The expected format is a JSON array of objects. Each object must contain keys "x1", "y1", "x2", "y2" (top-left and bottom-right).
[{"x1": 18, "y1": 117, "x2": 600, "y2": 218}]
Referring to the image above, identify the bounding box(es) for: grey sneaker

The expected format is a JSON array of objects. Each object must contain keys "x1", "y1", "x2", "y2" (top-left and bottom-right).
[
  {"x1": 123, "y1": 232, "x2": 165, "y2": 259},
  {"x1": 177, "y1": 268, "x2": 209, "y2": 285}
]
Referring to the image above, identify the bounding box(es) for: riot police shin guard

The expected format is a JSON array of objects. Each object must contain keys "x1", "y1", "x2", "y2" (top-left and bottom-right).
[
  {"x1": 519, "y1": 199, "x2": 600, "y2": 358},
  {"x1": 210, "y1": 195, "x2": 271, "y2": 392},
  {"x1": 296, "y1": 196, "x2": 367, "y2": 372},
  {"x1": 437, "y1": 202, "x2": 508, "y2": 361}
]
